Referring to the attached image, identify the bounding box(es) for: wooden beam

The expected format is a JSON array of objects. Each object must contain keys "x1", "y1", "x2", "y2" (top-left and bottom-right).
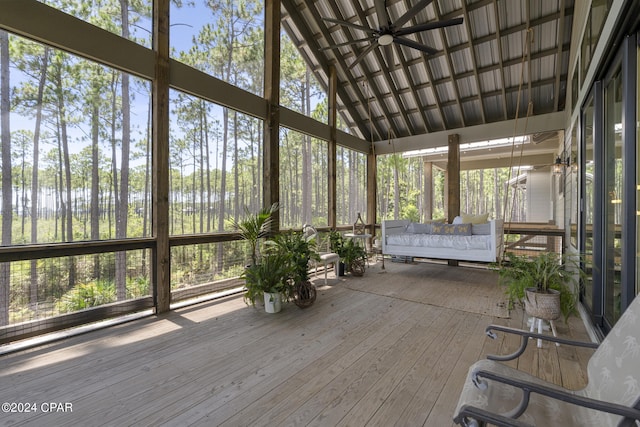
[
  {"x1": 328, "y1": 65, "x2": 337, "y2": 229},
  {"x1": 0, "y1": 0, "x2": 154, "y2": 79},
  {"x1": 367, "y1": 150, "x2": 377, "y2": 236},
  {"x1": 263, "y1": 0, "x2": 280, "y2": 229},
  {"x1": 447, "y1": 134, "x2": 460, "y2": 267},
  {"x1": 447, "y1": 134, "x2": 460, "y2": 222},
  {"x1": 423, "y1": 160, "x2": 433, "y2": 221},
  {"x1": 373, "y1": 112, "x2": 566, "y2": 154},
  {"x1": 152, "y1": 0, "x2": 170, "y2": 312}
]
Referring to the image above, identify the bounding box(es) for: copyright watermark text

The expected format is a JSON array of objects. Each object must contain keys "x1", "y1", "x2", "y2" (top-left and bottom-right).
[{"x1": 2, "y1": 402, "x2": 73, "y2": 413}]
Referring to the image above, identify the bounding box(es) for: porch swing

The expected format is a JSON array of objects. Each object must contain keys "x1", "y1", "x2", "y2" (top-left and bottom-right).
[{"x1": 378, "y1": 27, "x2": 540, "y2": 266}]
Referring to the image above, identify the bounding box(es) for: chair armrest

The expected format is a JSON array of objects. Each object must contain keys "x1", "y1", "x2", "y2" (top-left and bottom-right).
[
  {"x1": 484, "y1": 324, "x2": 598, "y2": 361},
  {"x1": 454, "y1": 405, "x2": 534, "y2": 427},
  {"x1": 472, "y1": 368, "x2": 640, "y2": 422}
]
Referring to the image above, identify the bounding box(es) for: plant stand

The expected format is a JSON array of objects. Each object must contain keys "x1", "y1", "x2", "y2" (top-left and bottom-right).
[{"x1": 528, "y1": 316, "x2": 559, "y2": 348}]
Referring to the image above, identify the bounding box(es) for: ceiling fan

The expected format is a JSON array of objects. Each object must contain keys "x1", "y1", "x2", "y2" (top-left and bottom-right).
[{"x1": 321, "y1": 0, "x2": 463, "y2": 69}]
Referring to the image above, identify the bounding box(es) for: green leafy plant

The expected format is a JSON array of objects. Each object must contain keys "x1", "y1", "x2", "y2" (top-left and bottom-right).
[
  {"x1": 328, "y1": 230, "x2": 345, "y2": 257},
  {"x1": 241, "y1": 251, "x2": 293, "y2": 306},
  {"x1": 268, "y1": 230, "x2": 319, "y2": 284},
  {"x1": 56, "y1": 280, "x2": 116, "y2": 313},
  {"x1": 230, "y1": 203, "x2": 279, "y2": 266},
  {"x1": 340, "y1": 239, "x2": 367, "y2": 275},
  {"x1": 494, "y1": 252, "x2": 584, "y2": 321}
]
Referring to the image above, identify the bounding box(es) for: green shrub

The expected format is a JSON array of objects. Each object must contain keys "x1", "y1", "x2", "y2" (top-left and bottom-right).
[{"x1": 56, "y1": 280, "x2": 116, "y2": 313}]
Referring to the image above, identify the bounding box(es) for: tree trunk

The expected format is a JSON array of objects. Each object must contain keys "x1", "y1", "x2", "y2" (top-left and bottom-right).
[
  {"x1": 393, "y1": 156, "x2": 400, "y2": 220},
  {"x1": 91, "y1": 66, "x2": 101, "y2": 277},
  {"x1": 116, "y1": 0, "x2": 131, "y2": 301},
  {"x1": 233, "y1": 110, "x2": 239, "y2": 220},
  {"x1": 30, "y1": 47, "x2": 49, "y2": 306},
  {"x1": 495, "y1": 169, "x2": 501, "y2": 220},
  {"x1": 54, "y1": 60, "x2": 75, "y2": 288},
  {"x1": 203, "y1": 106, "x2": 211, "y2": 232},
  {"x1": 217, "y1": 107, "x2": 228, "y2": 270},
  {"x1": 142, "y1": 98, "x2": 151, "y2": 273},
  {"x1": 1, "y1": 30, "x2": 12, "y2": 326},
  {"x1": 301, "y1": 70, "x2": 312, "y2": 225},
  {"x1": 110, "y1": 74, "x2": 119, "y2": 239}
]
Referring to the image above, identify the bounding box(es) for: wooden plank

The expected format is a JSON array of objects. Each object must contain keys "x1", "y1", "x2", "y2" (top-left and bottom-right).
[
  {"x1": 425, "y1": 312, "x2": 495, "y2": 426},
  {"x1": 0, "y1": 261, "x2": 592, "y2": 426},
  {"x1": 216, "y1": 298, "x2": 431, "y2": 426},
  {"x1": 361, "y1": 308, "x2": 460, "y2": 425},
  {"x1": 334, "y1": 306, "x2": 456, "y2": 426},
  {"x1": 169, "y1": 296, "x2": 420, "y2": 425},
  {"x1": 395, "y1": 311, "x2": 481, "y2": 425}
]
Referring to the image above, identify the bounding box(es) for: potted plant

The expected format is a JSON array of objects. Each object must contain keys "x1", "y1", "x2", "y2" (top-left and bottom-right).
[
  {"x1": 230, "y1": 203, "x2": 279, "y2": 267},
  {"x1": 269, "y1": 230, "x2": 320, "y2": 308},
  {"x1": 231, "y1": 203, "x2": 287, "y2": 312},
  {"x1": 495, "y1": 252, "x2": 583, "y2": 322},
  {"x1": 341, "y1": 238, "x2": 367, "y2": 277},
  {"x1": 329, "y1": 230, "x2": 346, "y2": 276},
  {"x1": 241, "y1": 251, "x2": 293, "y2": 313}
]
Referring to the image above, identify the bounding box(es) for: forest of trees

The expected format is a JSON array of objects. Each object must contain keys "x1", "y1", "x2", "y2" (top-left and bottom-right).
[
  {"x1": 0, "y1": 0, "x2": 528, "y2": 328},
  {"x1": 0, "y1": 0, "x2": 369, "y2": 326}
]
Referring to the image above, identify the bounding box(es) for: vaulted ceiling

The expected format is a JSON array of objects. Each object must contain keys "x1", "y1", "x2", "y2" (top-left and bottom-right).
[{"x1": 281, "y1": 0, "x2": 574, "y2": 145}]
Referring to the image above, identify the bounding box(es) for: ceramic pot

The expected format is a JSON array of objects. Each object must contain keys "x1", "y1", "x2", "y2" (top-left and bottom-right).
[{"x1": 263, "y1": 291, "x2": 282, "y2": 313}]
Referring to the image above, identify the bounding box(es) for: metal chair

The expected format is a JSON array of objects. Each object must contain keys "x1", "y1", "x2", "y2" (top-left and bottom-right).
[
  {"x1": 453, "y1": 295, "x2": 640, "y2": 426},
  {"x1": 302, "y1": 225, "x2": 340, "y2": 285}
]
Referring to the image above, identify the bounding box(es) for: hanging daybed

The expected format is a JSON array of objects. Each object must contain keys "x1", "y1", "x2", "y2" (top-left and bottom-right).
[{"x1": 381, "y1": 218, "x2": 504, "y2": 263}]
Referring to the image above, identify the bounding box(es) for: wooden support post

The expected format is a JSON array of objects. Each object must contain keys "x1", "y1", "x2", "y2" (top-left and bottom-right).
[
  {"x1": 328, "y1": 65, "x2": 337, "y2": 229},
  {"x1": 423, "y1": 159, "x2": 433, "y2": 221},
  {"x1": 367, "y1": 150, "x2": 377, "y2": 237},
  {"x1": 447, "y1": 134, "x2": 460, "y2": 266},
  {"x1": 152, "y1": 0, "x2": 170, "y2": 312},
  {"x1": 263, "y1": 0, "x2": 280, "y2": 230}
]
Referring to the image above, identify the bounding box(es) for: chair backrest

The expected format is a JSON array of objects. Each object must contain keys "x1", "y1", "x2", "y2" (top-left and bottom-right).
[
  {"x1": 584, "y1": 295, "x2": 640, "y2": 425},
  {"x1": 302, "y1": 224, "x2": 316, "y2": 240},
  {"x1": 303, "y1": 224, "x2": 333, "y2": 254}
]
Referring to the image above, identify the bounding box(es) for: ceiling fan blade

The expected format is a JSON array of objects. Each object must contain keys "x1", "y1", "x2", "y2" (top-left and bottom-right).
[
  {"x1": 383, "y1": 43, "x2": 394, "y2": 68},
  {"x1": 374, "y1": 0, "x2": 391, "y2": 30},
  {"x1": 322, "y1": 17, "x2": 377, "y2": 35},
  {"x1": 394, "y1": 18, "x2": 464, "y2": 37},
  {"x1": 393, "y1": 0, "x2": 434, "y2": 29},
  {"x1": 393, "y1": 37, "x2": 439, "y2": 55},
  {"x1": 348, "y1": 42, "x2": 379, "y2": 70},
  {"x1": 318, "y1": 38, "x2": 372, "y2": 51}
]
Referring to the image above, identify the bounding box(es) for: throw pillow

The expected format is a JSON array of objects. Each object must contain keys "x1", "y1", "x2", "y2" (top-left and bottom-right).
[
  {"x1": 431, "y1": 223, "x2": 472, "y2": 236},
  {"x1": 424, "y1": 217, "x2": 445, "y2": 224},
  {"x1": 461, "y1": 212, "x2": 489, "y2": 224},
  {"x1": 406, "y1": 222, "x2": 431, "y2": 234},
  {"x1": 471, "y1": 222, "x2": 491, "y2": 235}
]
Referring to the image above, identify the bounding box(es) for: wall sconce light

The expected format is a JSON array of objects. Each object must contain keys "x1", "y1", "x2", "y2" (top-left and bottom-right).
[{"x1": 553, "y1": 156, "x2": 570, "y2": 175}]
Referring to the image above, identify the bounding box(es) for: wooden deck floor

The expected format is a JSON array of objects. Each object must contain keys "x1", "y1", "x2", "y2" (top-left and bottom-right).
[{"x1": 0, "y1": 261, "x2": 594, "y2": 426}]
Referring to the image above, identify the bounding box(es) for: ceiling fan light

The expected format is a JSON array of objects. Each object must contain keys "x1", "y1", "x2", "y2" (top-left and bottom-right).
[{"x1": 378, "y1": 34, "x2": 394, "y2": 46}]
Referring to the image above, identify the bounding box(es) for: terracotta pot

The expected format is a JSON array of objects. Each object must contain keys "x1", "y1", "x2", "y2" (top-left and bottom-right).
[{"x1": 524, "y1": 287, "x2": 561, "y2": 320}]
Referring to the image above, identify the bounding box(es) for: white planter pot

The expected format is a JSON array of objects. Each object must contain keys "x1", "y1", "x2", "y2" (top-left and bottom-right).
[{"x1": 263, "y1": 292, "x2": 282, "y2": 313}]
